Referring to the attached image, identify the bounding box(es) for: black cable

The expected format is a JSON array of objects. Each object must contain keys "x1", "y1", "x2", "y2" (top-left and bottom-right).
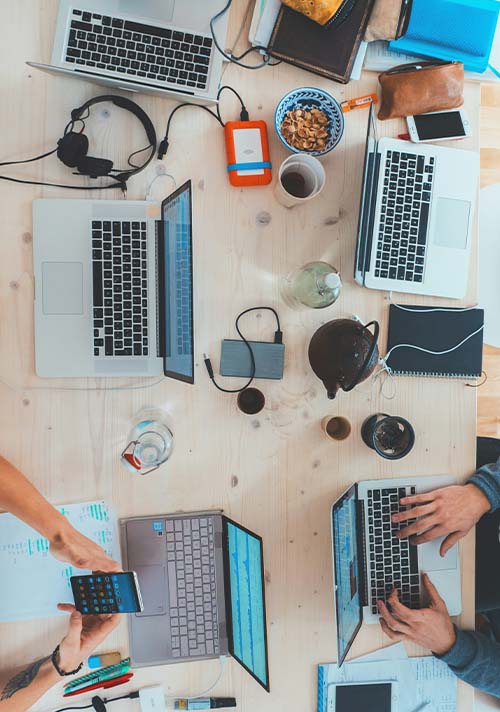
[
  {"x1": 158, "y1": 102, "x2": 224, "y2": 159},
  {"x1": 0, "y1": 147, "x2": 58, "y2": 167},
  {"x1": 52, "y1": 701, "x2": 95, "y2": 712},
  {"x1": 210, "y1": 0, "x2": 281, "y2": 69},
  {"x1": 204, "y1": 306, "x2": 282, "y2": 394},
  {"x1": 0, "y1": 175, "x2": 126, "y2": 191},
  {"x1": 216, "y1": 85, "x2": 248, "y2": 124}
]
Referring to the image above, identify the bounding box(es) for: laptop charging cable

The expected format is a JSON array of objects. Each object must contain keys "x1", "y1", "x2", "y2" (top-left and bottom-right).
[{"x1": 204, "y1": 306, "x2": 283, "y2": 393}]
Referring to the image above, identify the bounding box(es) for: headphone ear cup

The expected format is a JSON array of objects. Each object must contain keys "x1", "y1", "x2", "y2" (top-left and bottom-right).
[
  {"x1": 57, "y1": 132, "x2": 89, "y2": 168},
  {"x1": 75, "y1": 156, "x2": 114, "y2": 178}
]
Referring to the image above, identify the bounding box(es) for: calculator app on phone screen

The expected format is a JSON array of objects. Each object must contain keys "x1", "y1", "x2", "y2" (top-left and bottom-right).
[{"x1": 70, "y1": 572, "x2": 143, "y2": 614}]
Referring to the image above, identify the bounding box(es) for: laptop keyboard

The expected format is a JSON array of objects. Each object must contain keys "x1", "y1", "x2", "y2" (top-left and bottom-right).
[
  {"x1": 92, "y1": 220, "x2": 149, "y2": 357},
  {"x1": 166, "y1": 517, "x2": 220, "y2": 659},
  {"x1": 65, "y1": 9, "x2": 212, "y2": 91},
  {"x1": 367, "y1": 486, "x2": 420, "y2": 614},
  {"x1": 375, "y1": 151, "x2": 435, "y2": 283},
  {"x1": 175, "y1": 223, "x2": 192, "y2": 355}
]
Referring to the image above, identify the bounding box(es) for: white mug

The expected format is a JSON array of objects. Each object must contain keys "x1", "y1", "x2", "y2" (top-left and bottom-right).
[{"x1": 274, "y1": 153, "x2": 326, "y2": 208}]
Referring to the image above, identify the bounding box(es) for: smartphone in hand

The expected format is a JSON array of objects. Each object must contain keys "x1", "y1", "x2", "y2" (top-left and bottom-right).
[{"x1": 70, "y1": 572, "x2": 143, "y2": 614}]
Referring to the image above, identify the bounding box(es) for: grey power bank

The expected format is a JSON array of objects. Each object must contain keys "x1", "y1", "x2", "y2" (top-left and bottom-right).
[{"x1": 220, "y1": 340, "x2": 285, "y2": 379}]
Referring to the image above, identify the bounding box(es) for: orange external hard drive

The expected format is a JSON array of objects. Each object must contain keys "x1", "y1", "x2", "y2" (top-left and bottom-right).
[{"x1": 224, "y1": 120, "x2": 272, "y2": 187}]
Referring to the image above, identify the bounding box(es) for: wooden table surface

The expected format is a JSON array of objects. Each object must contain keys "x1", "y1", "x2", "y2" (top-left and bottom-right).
[{"x1": 0, "y1": 2, "x2": 481, "y2": 710}]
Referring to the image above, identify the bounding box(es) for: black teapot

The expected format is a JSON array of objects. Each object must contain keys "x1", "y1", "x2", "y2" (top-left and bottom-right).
[{"x1": 308, "y1": 318, "x2": 380, "y2": 399}]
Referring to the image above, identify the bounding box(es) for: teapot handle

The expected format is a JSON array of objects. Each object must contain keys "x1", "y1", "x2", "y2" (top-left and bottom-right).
[{"x1": 344, "y1": 320, "x2": 380, "y2": 392}]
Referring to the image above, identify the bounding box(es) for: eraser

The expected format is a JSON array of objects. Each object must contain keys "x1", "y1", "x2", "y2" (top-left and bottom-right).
[{"x1": 88, "y1": 652, "x2": 122, "y2": 669}]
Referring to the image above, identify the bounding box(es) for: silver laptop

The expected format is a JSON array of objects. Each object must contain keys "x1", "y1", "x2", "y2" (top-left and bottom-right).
[
  {"x1": 331, "y1": 475, "x2": 461, "y2": 666},
  {"x1": 354, "y1": 105, "x2": 479, "y2": 299},
  {"x1": 27, "y1": 0, "x2": 229, "y2": 104},
  {"x1": 33, "y1": 181, "x2": 194, "y2": 378},
  {"x1": 121, "y1": 511, "x2": 270, "y2": 691}
]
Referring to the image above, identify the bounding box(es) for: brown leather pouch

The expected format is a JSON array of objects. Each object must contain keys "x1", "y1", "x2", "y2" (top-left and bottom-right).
[{"x1": 378, "y1": 61, "x2": 464, "y2": 120}]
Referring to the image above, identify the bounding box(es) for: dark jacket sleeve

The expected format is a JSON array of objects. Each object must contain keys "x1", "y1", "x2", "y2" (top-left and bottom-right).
[
  {"x1": 468, "y1": 457, "x2": 500, "y2": 512},
  {"x1": 437, "y1": 627, "x2": 500, "y2": 698}
]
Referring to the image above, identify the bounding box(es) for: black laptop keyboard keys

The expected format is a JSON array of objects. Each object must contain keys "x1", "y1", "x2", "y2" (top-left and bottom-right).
[
  {"x1": 367, "y1": 485, "x2": 420, "y2": 615},
  {"x1": 66, "y1": 8, "x2": 212, "y2": 91},
  {"x1": 374, "y1": 151, "x2": 434, "y2": 283},
  {"x1": 92, "y1": 220, "x2": 149, "y2": 357}
]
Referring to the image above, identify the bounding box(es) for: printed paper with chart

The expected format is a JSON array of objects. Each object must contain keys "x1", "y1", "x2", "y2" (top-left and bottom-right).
[{"x1": 0, "y1": 501, "x2": 119, "y2": 622}]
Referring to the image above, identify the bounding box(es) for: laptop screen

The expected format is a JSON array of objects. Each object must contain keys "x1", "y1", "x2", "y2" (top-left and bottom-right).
[
  {"x1": 331, "y1": 485, "x2": 363, "y2": 666},
  {"x1": 161, "y1": 181, "x2": 194, "y2": 383},
  {"x1": 354, "y1": 104, "x2": 379, "y2": 282},
  {"x1": 223, "y1": 518, "x2": 270, "y2": 691}
]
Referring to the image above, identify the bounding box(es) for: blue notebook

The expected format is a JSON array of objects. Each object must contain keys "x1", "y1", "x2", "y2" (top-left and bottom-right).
[{"x1": 390, "y1": 0, "x2": 500, "y2": 73}]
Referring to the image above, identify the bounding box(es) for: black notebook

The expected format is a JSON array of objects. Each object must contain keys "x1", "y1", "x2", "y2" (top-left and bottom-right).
[
  {"x1": 386, "y1": 305, "x2": 484, "y2": 378},
  {"x1": 267, "y1": 0, "x2": 375, "y2": 84}
]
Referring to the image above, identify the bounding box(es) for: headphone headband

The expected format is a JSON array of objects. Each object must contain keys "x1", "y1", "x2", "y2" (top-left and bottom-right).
[{"x1": 70, "y1": 95, "x2": 157, "y2": 148}]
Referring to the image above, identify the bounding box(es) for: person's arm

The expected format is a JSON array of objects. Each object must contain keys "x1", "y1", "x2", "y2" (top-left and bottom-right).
[
  {"x1": 0, "y1": 604, "x2": 120, "y2": 711},
  {"x1": 0, "y1": 455, "x2": 120, "y2": 571},
  {"x1": 468, "y1": 457, "x2": 500, "y2": 514},
  {"x1": 378, "y1": 575, "x2": 500, "y2": 698},
  {"x1": 437, "y1": 627, "x2": 500, "y2": 698}
]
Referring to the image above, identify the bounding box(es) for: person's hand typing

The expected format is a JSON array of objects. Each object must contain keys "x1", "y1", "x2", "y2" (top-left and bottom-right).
[
  {"x1": 378, "y1": 574, "x2": 456, "y2": 656},
  {"x1": 49, "y1": 522, "x2": 121, "y2": 572},
  {"x1": 56, "y1": 604, "x2": 121, "y2": 673},
  {"x1": 392, "y1": 483, "x2": 490, "y2": 556}
]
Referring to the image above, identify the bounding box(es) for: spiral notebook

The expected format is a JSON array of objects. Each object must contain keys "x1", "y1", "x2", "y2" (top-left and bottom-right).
[{"x1": 386, "y1": 305, "x2": 484, "y2": 378}]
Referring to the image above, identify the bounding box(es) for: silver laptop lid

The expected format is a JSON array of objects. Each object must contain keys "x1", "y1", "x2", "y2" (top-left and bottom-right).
[{"x1": 354, "y1": 105, "x2": 379, "y2": 286}]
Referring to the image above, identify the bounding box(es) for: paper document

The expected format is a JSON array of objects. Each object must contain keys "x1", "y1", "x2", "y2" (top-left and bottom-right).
[
  {"x1": 0, "y1": 501, "x2": 119, "y2": 622},
  {"x1": 318, "y1": 644, "x2": 457, "y2": 712},
  {"x1": 410, "y1": 656, "x2": 457, "y2": 712}
]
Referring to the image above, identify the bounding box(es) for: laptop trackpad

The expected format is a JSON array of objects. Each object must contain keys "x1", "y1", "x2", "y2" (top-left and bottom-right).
[
  {"x1": 421, "y1": 536, "x2": 458, "y2": 571},
  {"x1": 433, "y1": 198, "x2": 471, "y2": 249},
  {"x1": 134, "y1": 565, "x2": 166, "y2": 617},
  {"x1": 42, "y1": 262, "x2": 83, "y2": 315},
  {"x1": 119, "y1": 0, "x2": 175, "y2": 21}
]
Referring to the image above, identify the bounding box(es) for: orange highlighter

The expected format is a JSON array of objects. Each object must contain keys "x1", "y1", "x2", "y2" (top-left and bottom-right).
[
  {"x1": 341, "y1": 94, "x2": 378, "y2": 113},
  {"x1": 224, "y1": 120, "x2": 272, "y2": 187}
]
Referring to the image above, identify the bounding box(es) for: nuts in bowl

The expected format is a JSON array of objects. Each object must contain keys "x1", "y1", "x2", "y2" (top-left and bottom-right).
[
  {"x1": 274, "y1": 87, "x2": 345, "y2": 157},
  {"x1": 280, "y1": 107, "x2": 330, "y2": 152}
]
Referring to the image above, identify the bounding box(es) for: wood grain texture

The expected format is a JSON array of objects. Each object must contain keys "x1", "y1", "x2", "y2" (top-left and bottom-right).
[
  {"x1": 0, "y1": 2, "x2": 479, "y2": 710},
  {"x1": 479, "y1": 85, "x2": 500, "y2": 438}
]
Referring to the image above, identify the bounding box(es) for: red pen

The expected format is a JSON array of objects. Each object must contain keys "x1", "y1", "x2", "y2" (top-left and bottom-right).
[{"x1": 63, "y1": 672, "x2": 134, "y2": 697}]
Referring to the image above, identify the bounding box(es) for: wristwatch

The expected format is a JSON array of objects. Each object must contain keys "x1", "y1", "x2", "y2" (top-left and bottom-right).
[{"x1": 51, "y1": 644, "x2": 83, "y2": 676}]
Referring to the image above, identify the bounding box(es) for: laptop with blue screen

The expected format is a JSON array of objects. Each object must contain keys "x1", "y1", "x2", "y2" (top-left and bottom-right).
[
  {"x1": 121, "y1": 511, "x2": 270, "y2": 690},
  {"x1": 331, "y1": 476, "x2": 462, "y2": 667},
  {"x1": 33, "y1": 181, "x2": 194, "y2": 379}
]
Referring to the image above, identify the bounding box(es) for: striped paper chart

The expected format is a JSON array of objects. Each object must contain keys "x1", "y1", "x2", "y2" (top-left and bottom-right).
[{"x1": 0, "y1": 501, "x2": 119, "y2": 621}]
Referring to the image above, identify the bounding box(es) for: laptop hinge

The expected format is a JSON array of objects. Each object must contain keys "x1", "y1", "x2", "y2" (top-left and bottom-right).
[
  {"x1": 356, "y1": 499, "x2": 369, "y2": 608},
  {"x1": 155, "y1": 220, "x2": 166, "y2": 359},
  {"x1": 363, "y1": 150, "x2": 382, "y2": 282}
]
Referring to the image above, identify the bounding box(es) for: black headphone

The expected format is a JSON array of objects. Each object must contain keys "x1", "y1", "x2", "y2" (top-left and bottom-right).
[{"x1": 0, "y1": 95, "x2": 157, "y2": 192}]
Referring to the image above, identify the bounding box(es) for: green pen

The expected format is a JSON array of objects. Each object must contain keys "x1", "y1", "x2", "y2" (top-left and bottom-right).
[{"x1": 64, "y1": 658, "x2": 131, "y2": 692}]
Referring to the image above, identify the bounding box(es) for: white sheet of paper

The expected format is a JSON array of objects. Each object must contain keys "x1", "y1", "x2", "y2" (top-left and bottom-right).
[{"x1": 0, "y1": 501, "x2": 119, "y2": 622}]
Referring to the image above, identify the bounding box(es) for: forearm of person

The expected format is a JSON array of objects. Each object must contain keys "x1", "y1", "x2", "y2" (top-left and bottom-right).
[
  {"x1": 0, "y1": 657, "x2": 60, "y2": 712},
  {"x1": 437, "y1": 627, "x2": 500, "y2": 698},
  {"x1": 468, "y1": 456, "x2": 500, "y2": 512},
  {"x1": 0, "y1": 456, "x2": 66, "y2": 541}
]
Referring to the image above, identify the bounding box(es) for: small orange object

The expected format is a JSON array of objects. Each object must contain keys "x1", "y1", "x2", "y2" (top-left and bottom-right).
[
  {"x1": 341, "y1": 94, "x2": 379, "y2": 113},
  {"x1": 224, "y1": 120, "x2": 272, "y2": 187}
]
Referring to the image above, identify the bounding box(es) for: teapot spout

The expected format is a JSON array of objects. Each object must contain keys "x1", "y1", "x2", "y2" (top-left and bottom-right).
[{"x1": 326, "y1": 383, "x2": 340, "y2": 399}]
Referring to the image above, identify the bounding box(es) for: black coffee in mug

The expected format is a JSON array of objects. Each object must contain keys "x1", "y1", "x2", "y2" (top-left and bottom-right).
[
  {"x1": 237, "y1": 388, "x2": 265, "y2": 415},
  {"x1": 281, "y1": 170, "x2": 309, "y2": 198}
]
